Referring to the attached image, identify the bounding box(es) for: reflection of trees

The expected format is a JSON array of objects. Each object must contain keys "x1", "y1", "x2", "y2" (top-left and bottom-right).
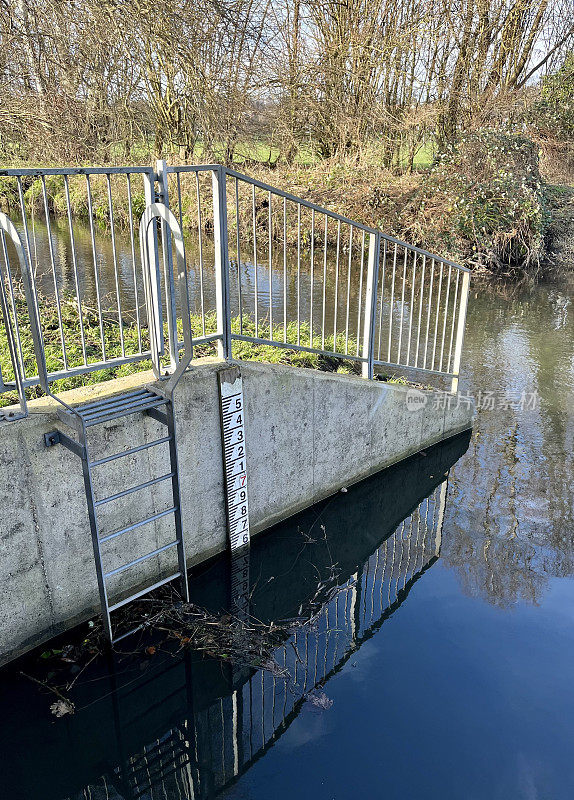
[{"x1": 442, "y1": 284, "x2": 574, "y2": 607}]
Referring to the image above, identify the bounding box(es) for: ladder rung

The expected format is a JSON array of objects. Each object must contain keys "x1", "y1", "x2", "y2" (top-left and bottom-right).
[
  {"x1": 83, "y1": 396, "x2": 167, "y2": 426},
  {"x1": 81, "y1": 391, "x2": 161, "y2": 419},
  {"x1": 89, "y1": 436, "x2": 172, "y2": 467},
  {"x1": 95, "y1": 472, "x2": 175, "y2": 506},
  {"x1": 108, "y1": 572, "x2": 182, "y2": 613},
  {"x1": 99, "y1": 507, "x2": 176, "y2": 543},
  {"x1": 104, "y1": 540, "x2": 179, "y2": 579},
  {"x1": 75, "y1": 389, "x2": 150, "y2": 414}
]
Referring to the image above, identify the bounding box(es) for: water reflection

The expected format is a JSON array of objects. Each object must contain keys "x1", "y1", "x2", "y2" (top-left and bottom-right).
[
  {"x1": 0, "y1": 433, "x2": 470, "y2": 800},
  {"x1": 444, "y1": 281, "x2": 574, "y2": 607}
]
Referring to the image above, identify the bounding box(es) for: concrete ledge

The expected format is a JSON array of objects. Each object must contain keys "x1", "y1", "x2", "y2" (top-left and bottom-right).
[{"x1": 0, "y1": 358, "x2": 473, "y2": 664}]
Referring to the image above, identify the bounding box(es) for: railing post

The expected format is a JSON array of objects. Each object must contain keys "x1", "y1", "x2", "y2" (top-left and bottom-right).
[
  {"x1": 361, "y1": 232, "x2": 381, "y2": 379},
  {"x1": 450, "y1": 270, "x2": 470, "y2": 394},
  {"x1": 156, "y1": 159, "x2": 179, "y2": 370},
  {"x1": 143, "y1": 170, "x2": 164, "y2": 377},
  {"x1": 212, "y1": 166, "x2": 232, "y2": 360}
]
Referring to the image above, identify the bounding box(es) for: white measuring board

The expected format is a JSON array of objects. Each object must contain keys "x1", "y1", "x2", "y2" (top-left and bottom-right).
[{"x1": 218, "y1": 366, "x2": 250, "y2": 551}]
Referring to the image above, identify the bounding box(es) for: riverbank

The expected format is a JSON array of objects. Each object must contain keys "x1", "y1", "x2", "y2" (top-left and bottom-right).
[{"x1": 2, "y1": 132, "x2": 571, "y2": 280}]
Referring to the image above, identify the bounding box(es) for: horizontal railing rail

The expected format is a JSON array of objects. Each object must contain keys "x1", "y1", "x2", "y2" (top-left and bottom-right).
[{"x1": 0, "y1": 161, "x2": 470, "y2": 418}]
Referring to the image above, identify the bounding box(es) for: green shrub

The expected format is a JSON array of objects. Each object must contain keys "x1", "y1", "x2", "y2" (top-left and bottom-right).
[{"x1": 405, "y1": 131, "x2": 547, "y2": 276}]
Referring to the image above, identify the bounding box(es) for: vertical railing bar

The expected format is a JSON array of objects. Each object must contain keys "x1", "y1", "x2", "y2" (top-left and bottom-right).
[
  {"x1": 310, "y1": 208, "x2": 315, "y2": 347},
  {"x1": 422, "y1": 497, "x2": 430, "y2": 573},
  {"x1": 450, "y1": 270, "x2": 470, "y2": 393},
  {"x1": 235, "y1": 177, "x2": 243, "y2": 335},
  {"x1": 404, "y1": 516, "x2": 414, "y2": 589},
  {"x1": 380, "y1": 538, "x2": 388, "y2": 614},
  {"x1": 439, "y1": 264, "x2": 452, "y2": 372},
  {"x1": 296, "y1": 203, "x2": 301, "y2": 345},
  {"x1": 396, "y1": 246, "x2": 407, "y2": 364},
  {"x1": 249, "y1": 677, "x2": 253, "y2": 758},
  {"x1": 332, "y1": 594, "x2": 339, "y2": 671},
  {"x1": 105, "y1": 173, "x2": 126, "y2": 358},
  {"x1": 282, "y1": 647, "x2": 288, "y2": 720},
  {"x1": 323, "y1": 605, "x2": 329, "y2": 677},
  {"x1": 344, "y1": 225, "x2": 353, "y2": 355},
  {"x1": 414, "y1": 254, "x2": 426, "y2": 368},
  {"x1": 142, "y1": 171, "x2": 163, "y2": 370},
  {"x1": 431, "y1": 262, "x2": 444, "y2": 370},
  {"x1": 333, "y1": 219, "x2": 341, "y2": 348},
  {"x1": 361, "y1": 232, "x2": 380, "y2": 379},
  {"x1": 126, "y1": 174, "x2": 143, "y2": 352},
  {"x1": 371, "y1": 548, "x2": 379, "y2": 622},
  {"x1": 212, "y1": 166, "x2": 231, "y2": 360},
  {"x1": 17, "y1": 176, "x2": 44, "y2": 374},
  {"x1": 423, "y1": 258, "x2": 435, "y2": 370},
  {"x1": 447, "y1": 270, "x2": 460, "y2": 372},
  {"x1": 63, "y1": 175, "x2": 88, "y2": 366},
  {"x1": 41, "y1": 175, "x2": 68, "y2": 369},
  {"x1": 175, "y1": 171, "x2": 189, "y2": 352},
  {"x1": 176, "y1": 173, "x2": 184, "y2": 226},
  {"x1": 85, "y1": 176, "x2": 106, "y2": 360},
  {"x1": 356, "y1": 229, "x2": 365, "y2": 357},
  {"x1": 16, "y1": 177, "x2": 38, "y2": 301},
  {"x1": 388, "y1": 528, "x2": 396, "y2": 605},
  {"x1": 268, "y1": 190, "x2": 273, "y2": 337},
  {"x1": 387, "y1": 242, "x2": 397, "y2": 362},
  {"x1": 252, "y1": 183, "x2": 258, "y2": 338},
  {"x1": 406, "y1": 251, "x2": 417, "y2": 366},
  {"x1": 195, "y1": 171, "x2": 206, "y2": 337},
  {"x1": 271, "y1": 673, "x2": 277, "y2": 731},
  {"x1": 394, "y1": 520, "x2": 406, "y2": 600},
  {"x1": 261, "y1": 670, "x2": 265, "y2": 746},
  {"x1": 322, "y1": 214, "x2": 328, "y2": 350},
  {"x1": 175, "y1": 172, "x2": 189, "y2": 352},
  {"x1": 0, "y1": 232, "x2": 25, "y2": 372},
  {"x1": 376, "y1": 238, "x2": 388, "y2": 360},
  {"x1": 156, "y1": 160, "x2": 178, "y2": 368},
  {"x1": 283, "y1": 196, "x2": 287, "y2": 343}
]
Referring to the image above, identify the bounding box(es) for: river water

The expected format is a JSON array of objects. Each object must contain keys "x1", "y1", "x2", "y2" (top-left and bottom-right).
[{"x1": 0, "y1": 232, "x2": 573, "y2": 797}]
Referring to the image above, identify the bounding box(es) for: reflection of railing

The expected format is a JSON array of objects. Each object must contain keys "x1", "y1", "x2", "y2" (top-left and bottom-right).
[
  {"x1": 0, "y1": 161, "x2": 470, "y2": 419},
  {"x1": 70, "y1": 480, "x2": 447, "y2": 800}
]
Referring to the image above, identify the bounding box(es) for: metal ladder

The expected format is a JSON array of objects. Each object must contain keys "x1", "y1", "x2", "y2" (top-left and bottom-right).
[
  {"x1": 42, "y1": 203, "x2": 195, "y2": 644},
  {"x1": 45, "y1": 387, "x2": 189, "y2": 643}
]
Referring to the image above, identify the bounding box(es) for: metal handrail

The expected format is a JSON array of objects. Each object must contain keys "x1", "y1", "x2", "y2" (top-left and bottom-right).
[{"x1": 0, "y1": 162, "x2": 471, "y2": 419}]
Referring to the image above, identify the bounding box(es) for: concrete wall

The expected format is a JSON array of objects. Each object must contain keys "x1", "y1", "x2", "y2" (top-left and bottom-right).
[{"x1": 0, "y1": 358, "x2": 473, "y2": 664}]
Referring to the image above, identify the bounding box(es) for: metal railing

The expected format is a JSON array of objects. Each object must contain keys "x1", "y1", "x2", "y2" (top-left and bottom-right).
[
  {"x1": 159, "y1": 162, "x2": 470, "y2": 390},
  {"x1": 0, "y1": 161, "x2": 470, "y2": 419}
]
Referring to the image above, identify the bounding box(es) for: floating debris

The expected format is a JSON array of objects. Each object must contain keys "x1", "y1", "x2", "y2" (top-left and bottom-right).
[
  {"x1": 305, "y1": 690, "x2": 333, "y2": 710},
  {"x1": 50, "y1": 699, "x2": 75, "y2": 718}
]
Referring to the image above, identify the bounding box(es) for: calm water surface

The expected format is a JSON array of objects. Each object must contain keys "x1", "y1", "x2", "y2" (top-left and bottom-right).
[{"x1": 0, "y1": 276, "x2": 573, "y2": 799}]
